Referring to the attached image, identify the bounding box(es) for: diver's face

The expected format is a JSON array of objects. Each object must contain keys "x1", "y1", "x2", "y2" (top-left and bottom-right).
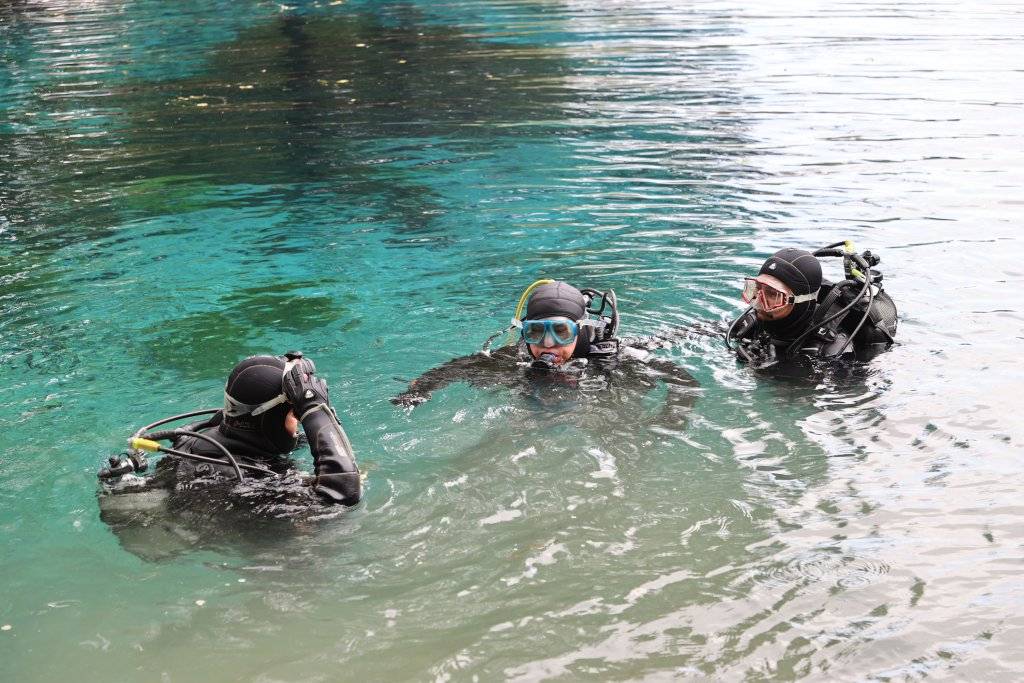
[
  {"x1": 527, "y1": 316, "x2": 578, "y2": 364},
  {"x1": 284, "y1": 409, "x2": 299, "y2": 436},
  {"x1": 750, "y1": 274, "x2": 795, "y2": 321}
]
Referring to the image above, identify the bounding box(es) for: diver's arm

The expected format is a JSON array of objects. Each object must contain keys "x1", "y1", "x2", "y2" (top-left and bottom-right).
[
  {"x1": 623, "y1": 321, "x2": 731, "y2": 352},
  {"x1": 301, "y1": 405, "x2": 361, "y2": 505},
  {"x1": 283, "y1": 364, "x2": 361, "y2": 506},
  {"x1": 645, "y1": 357, "x2": 701, "y2": 425},
  {"x1": 391, "y1": 346, "x2": 518, "y2": 408}
]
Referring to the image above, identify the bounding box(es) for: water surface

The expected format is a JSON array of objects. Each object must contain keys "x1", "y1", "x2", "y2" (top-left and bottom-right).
[{"x1": 2, "y1": 0, "x2": 1023, "y2": 680}]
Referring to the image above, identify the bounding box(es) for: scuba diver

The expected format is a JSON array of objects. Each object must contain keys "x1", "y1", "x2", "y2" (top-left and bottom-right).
[
  {"x1": 391, "y1": 280, "x2": 699, "y2": 423},
  {"x1": 97, "y1": 352, "x2": 360, "y2": 560},
  {"x1": 96, "y1": 352, "x2": 360, "y2": 561},
  {"x1": 724, "y1": 242, "x2": 898, "y2": 369},
  {"x1": 99, "y1": 352, "x2": 361, "y2": 503}
]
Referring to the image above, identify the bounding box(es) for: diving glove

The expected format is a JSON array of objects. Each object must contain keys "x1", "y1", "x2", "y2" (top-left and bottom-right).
[{"x1": 283, "y1": 357, "x2": 331, "y2": 418}]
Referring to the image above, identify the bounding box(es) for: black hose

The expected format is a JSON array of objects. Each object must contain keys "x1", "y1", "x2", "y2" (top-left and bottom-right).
[
  {"x1": 131, "y1": 409, "x2": 253, "y2": 482},
  {"x1": 132, "y1": 409, "x2": 220, "y2": 439},
  {"x1": 606, "y1": 289, "x2": 619, "y2": 339},
  {"x1": 724, "y1": 305, "x2": 754, "y2": 351},
  {"x1": 833, "y1": 263, "x2": 876, "y2": 357},
  {"x1": 481, "y1": 327, "x2": 511, "y2": 353},
  {"x1": 148, "y1": 444, "x2": 275, "y2": 479},
  {"x1": 143, "y1": 429, "x2": 246, "y2": 482},
  {"x1": 783, "y1": 253, "x2": 872, "y2": 358},
  {"x1": 105, "y1": 408, "x2": 284, "y2": 484}
]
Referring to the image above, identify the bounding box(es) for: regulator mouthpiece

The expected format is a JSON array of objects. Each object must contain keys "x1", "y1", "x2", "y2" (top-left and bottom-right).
[{"x1": 530, "y1": 353, "x2": 559, "y2": 370}]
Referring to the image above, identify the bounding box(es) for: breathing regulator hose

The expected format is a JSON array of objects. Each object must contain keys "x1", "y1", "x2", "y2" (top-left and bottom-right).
[
  {"x1": 785, "y1": 242, "x2": 875, "y2": 357},
  {"x1": 98, "y1": 409, "x2": 274, "y2": 482}
]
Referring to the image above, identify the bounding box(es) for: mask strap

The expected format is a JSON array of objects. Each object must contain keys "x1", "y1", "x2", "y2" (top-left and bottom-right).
[
  {"x1": 515, "y1": 318, "x2": 592, "y2": 329},
  {"x1": 791, "y1": 289, "x2": 820, "y2": 304},
  {"x1": 222, "y1": 359, "x2": 299, "y2": 417}
]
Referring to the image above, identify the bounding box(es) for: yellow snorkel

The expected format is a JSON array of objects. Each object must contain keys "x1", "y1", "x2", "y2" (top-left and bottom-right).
[
  {"x1": 478, "y1": 279, "x2": 556, "y2": 354},
  {"x1": 505, "y1": 278, "x2": 555, "y2": 346}
]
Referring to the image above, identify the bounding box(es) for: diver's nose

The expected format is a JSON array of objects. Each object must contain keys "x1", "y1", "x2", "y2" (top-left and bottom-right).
[{"x1": 542, "y1": 333, "x2": 556, "y2": 347}]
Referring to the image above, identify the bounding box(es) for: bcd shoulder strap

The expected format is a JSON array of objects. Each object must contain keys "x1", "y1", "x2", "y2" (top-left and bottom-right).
[{"x1": 809, "y1": 280, "x2": 858, "y2": 343}]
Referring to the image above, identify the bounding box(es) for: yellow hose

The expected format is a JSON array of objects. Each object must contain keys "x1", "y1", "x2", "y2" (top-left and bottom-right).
[
  {"x1": 504, "y1": 278, "x2": 555, "y2": 346},
  {"x1": 129, "y1": 437, "x2": 162, "y2": 452},
  {"x1": 843, "y1": 240, "x2": 865, "y2": 280}
]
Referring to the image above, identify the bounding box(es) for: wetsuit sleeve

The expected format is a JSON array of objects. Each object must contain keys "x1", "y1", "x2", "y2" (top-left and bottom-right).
[
  {"x1": 644, "y1": 357, "x2": 701, "y2": 426},
  {"x1": 283, "y1": 363, "x2": 361, "y2": 506},
  {"x1": 391, "y1": 347, "x2": 517, "y2": 408},
  {"x1": 622, "y1": 321, "x2": 732, "y2": 352},
  {"x1": 300, "y1": 405, "x2": 362, "y2": 506}
]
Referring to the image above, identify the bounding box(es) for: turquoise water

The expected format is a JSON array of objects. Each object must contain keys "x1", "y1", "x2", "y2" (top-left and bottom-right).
[{"x1": 2, "y1": 0, "x2": 1023, "y2": 679}]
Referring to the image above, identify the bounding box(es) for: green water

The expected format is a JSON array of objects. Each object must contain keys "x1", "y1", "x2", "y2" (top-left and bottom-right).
[{"x1": 2, "y1": 0, "x2": 1023, "y2": 680}]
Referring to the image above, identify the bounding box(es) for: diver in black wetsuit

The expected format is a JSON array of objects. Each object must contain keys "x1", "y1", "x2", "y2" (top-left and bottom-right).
[
  {"x1": 97, "y1": 353, "x2": 360, "y2": 560},
  {"x1": 724, "y1": 244, "x2": 898, "y2": 369},
  {"x1": 104, "y1": 353, "x2": 361, "y2": 506},
  {"x1": 391, "y1": 280, "x2": 698, "y2": 422}
]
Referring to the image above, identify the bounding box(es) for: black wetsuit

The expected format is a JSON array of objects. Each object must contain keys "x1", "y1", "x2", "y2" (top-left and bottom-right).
[
  {"x1": 729, "y1": 279, "x2": 898, "y2": 367},
  {"x1": 392, "y1": 339, "x2": 700, "y2": 426},
  {"x1": 152, "y1": 408, "x2": 361, "y2": 506}
]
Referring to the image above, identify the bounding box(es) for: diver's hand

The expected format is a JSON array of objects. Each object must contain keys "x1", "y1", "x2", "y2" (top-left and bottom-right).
[
  {"x1": 283, "y1": 359, "x2": 331, "y2": 416},
  {"x1": 390, "y1": 391, "x2": 430, "y2": 408},
  {"x1": 313, "y1": 472, "x2": 361, "y2": 505}
]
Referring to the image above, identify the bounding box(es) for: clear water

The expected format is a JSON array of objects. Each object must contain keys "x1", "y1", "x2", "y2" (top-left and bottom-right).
[{"x1": 2, "y1": 0, "x2": 1023, "y2": 679}]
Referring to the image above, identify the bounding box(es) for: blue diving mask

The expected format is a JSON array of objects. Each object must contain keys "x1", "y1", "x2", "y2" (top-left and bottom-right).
[{"x1": 517, "y1": 318, "x2": 584, "y2": 346}]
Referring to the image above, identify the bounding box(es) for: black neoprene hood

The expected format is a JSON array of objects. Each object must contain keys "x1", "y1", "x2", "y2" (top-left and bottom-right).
[
  {"x1": 525, "y1": 282, "x2": 587, "y2": 320},
  {"x1": 758, "y1": 248, "x2": 822, "y2": 296},
  {"x1": 221, "y1": 355, "x2": 297, "y2": 454}
]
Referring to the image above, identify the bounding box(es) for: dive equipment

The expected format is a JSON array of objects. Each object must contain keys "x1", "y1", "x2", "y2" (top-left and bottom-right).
[
  {"x1": 784, "y1": 242, "x2": 878, "y2": 357},
  {"x1": 98, "y1": 409, "x2": 270, "y2": 482},
  {"x1": 725, "y1": 241, "x2": 896, "y2": 362},
  {"x1": 520, "y1": 319, "x2": 580, "y2": 346},
  {"x1": 482, "y1": 280, "x2": 621, "y2": 355},
  {"x1": 580, "y1": 288, "x2": 620, "y2": 342},
  {"x1": 530, "y1": 352, "x2": 559, "y2": 370},
  {"x1": 742, "y1": 277, "x2": 819, "y2": 313}
]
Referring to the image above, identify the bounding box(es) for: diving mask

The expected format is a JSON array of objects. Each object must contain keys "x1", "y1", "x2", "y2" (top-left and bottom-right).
[
  {"x1": 516, "y1": 318, "x2": 587, "y2": 346},
  {"x1": 742, "y1": 277, "x2": 818, "y2": 313}
]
